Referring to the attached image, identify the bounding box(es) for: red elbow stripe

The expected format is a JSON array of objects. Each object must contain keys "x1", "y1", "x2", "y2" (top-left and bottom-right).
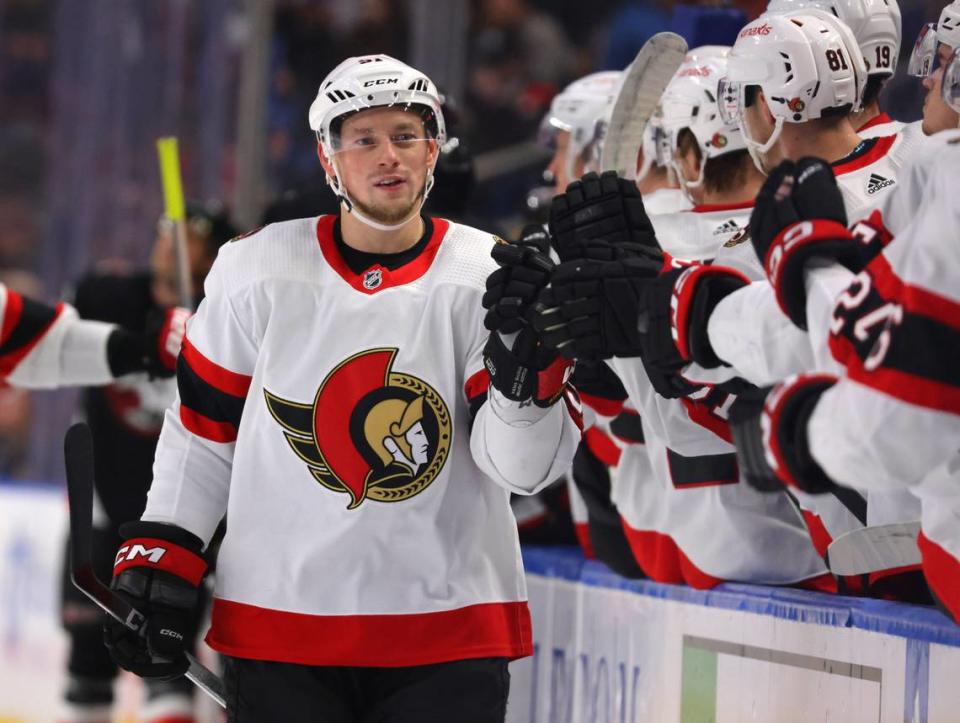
[
  {"x1": 464, "y1": 369, "x2": 490, "y2": 401},
  {"x1": 181, "y1": 337, "x2": 252, "y2": 398},
  {"x1": 180, "y1": 404, "x2": 239, "y2": 443}
]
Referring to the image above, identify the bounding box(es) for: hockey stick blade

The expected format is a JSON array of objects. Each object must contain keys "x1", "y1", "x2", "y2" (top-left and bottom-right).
[
  {"x1": 600, "y1": 32, "x2": 688, "y2": 178},
  {"x1": 64, "y1": 423, "x2": 226, "y2": 709},
  {"x1": 825, "y1": 521, "x2": 922, "y2": 577}
]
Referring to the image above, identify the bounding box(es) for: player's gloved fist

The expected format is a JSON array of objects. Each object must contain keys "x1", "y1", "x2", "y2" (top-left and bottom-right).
[
  {"x1": 632, "y1": 264, "x2": 750, "y2": 398},
  {"x1": 483, "y1": 327, "x2": 573, "y2": 407},
  {"x1": 750, "y1": 158, "x2": 862, "y2": 329},
  {"x1": 728, "y1": 374, "x2": 840, "y2": 494},
  {"x1": 482, "y1": 227, "x2": 555, "y2": 334},
  {"x1": 531, "y1": 253, "x2": 662, "y2": 361},
  {"x1": 549, "y1": 171, "x2": 659, "y2": 262},
  {"x1": 104, "y1": 521, "x2": 207, "y2": 680},
  {"x1": 150, "y1": 307, "x2": 191, "y2": 375}
]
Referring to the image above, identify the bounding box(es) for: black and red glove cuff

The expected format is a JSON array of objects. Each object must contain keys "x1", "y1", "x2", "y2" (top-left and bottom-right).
[
  {"x1": 113, "y1": 521, "x2": 207, "y2": 587},
  {"x1": 761, "y1": 373, "x2": 838, "y2": 494},
  {"x1": 765, "y1": 219, "x2": 862, "y2": 329},
  {"x1": 671, "y1": 264, "x2": 750, "y2": 367}
]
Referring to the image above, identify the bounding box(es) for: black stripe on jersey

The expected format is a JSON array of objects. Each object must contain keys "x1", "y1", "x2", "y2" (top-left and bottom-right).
[
  {"x1": 609, "y1": 411, "x2": 644, "y2": 444},
  {"x1": 666, "y1": 449, "x2": 739, "y2": 488},
  {"x1": 0, "y1": 296, "x2": 57, "y2": 357},
  {"x1": 571, "y1": 360, "x2": 627, "y2": 402},
  {"x1": 177, "y1": 354, "x2": 246, "y2": 431}
]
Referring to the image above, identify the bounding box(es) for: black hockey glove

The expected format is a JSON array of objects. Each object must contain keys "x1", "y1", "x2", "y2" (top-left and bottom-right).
[
  {"x1": 483, "y1": 326, "x2": 573, "y2": 408},
  {"x1": 104, "y1": 521, "x2": 207, "y2": 680},
  {"x1": 482, "y1": 226, "x2": 554, "y2": 334},
  {"x1": 750, "y1": 158, "x2": 862, "y2": 329},
  {"x1": 107, "y1": 307, "x2": 191, "y2": 379},
  {"x1": 548, "y1": 171, "x2": 659, "y2": 262},
  {"x1": 728, "y1": 374, "x2": 840, "y2": 494}
]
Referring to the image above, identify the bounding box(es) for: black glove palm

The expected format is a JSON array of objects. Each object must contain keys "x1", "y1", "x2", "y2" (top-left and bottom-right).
[{"x1": 482, "y1": 225, "x2": 554, "y2": 334}]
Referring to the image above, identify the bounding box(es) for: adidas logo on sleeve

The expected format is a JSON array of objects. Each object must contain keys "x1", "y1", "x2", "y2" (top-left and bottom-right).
[{"x1": 867, "y1": 173, "x2": 895, "y2": 195}]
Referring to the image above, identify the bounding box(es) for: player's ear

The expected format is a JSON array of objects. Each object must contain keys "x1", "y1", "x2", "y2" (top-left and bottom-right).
[
  {"x1": 317, "y1": 142, "x2": 335, "y2": 177},
  {"x1": 757, "y1": 89, "x2": 776, "y2": 126}
]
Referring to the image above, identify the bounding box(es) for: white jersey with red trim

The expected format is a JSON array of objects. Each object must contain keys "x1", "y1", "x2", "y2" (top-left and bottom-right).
[
  {"x1": 642, "y1": 187, "x2": 691, "y2": 216},
  {"x1": 651, "y1": 201, "x2": 754, "y2": 262},
  {"x1": 855, "y1": 112, "x2": 906, "y2": 139},
  {"x1": 141, "y1": 215, "x2": 579, "y2": 667},
  {"x1": 0, "y1": 284, "x2": 115, "y2": 389}
]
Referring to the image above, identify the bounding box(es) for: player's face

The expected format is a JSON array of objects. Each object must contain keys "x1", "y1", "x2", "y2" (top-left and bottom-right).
[
  {"x1": 150, "y1": 223, "x2": 215, "y2": 307},
  {"x1": 547, "y1": 130, "x2": 586, "y2": 195},
  {"x1": 922, "y1": 45, "x2": 960, "y2": 135},
  {"x1": 327, "y1": 107, "x2": 438, "y2": 225}
]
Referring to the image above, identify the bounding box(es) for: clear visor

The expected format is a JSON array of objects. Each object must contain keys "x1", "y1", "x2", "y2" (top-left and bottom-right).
[
  {"x1": 909, "y1": 24, "x2": 940, "y2": 77},
  {"x1": 329, "y1": 129, "x2": 435, "y2": 158},
  {"x1": 717, "y1": 78, "x2": 743, "y2": 126},
  {"x1": 943, "y1": 50, "x2": 960, "y2": 113},
  {"x1": 536, "y1": 115, "x2": 564, "y2": 150},
  {"x1": 653, "y1": 123, "x2": 673, "y2": 167}
]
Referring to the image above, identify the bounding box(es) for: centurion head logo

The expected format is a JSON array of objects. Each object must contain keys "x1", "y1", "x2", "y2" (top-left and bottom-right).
[{"x1": 265, "y1": 348, "x2": 451, "y2": 509}]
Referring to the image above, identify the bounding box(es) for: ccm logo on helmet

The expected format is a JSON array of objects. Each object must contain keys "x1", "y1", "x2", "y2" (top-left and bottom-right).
[
  {"x1": 115, "y1": 544, "x2": 167, "y2": 567},
  {"x1": 363, "y1": 78, "x2": 398, "y2": 87},
  {"x1": 739, "y1": 23, "x2": 772, "y2": 39}
]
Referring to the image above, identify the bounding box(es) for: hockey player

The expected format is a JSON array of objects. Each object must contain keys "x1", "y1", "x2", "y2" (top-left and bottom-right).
[
  {"x1": 102, "y1": 55, "x2": 578, "y2": 721},
  {"x1": 727, "y1": 121, "x2": 960, "y2": 620},
  {"x1": 60, "y1": 203, "x2": 235, "y2": 723},
  {"x1": 636, "y1": 115, "x2": 689, "y2": 215},
  {"x1": 908, "y1": 0, "x2": 960, "y2": 135},
  {"x1": 766, "y1": 0, "x2": 904, "y2": 137}
]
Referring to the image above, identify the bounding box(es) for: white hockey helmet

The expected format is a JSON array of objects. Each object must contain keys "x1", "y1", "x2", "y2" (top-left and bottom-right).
[
  {"x1": 308, "y1": 54, "x2": 446, "y2": 230},
  {"x1": 766, "y1": 0, "x2": 902, "y2": 76},
  {"x1": 657, "y1": 48, "x2": 746, "y2": 198},
  {"x1": 908, "y1": 1, "x2": 960, "y2": 78},
  {"x1": 719, "y1": 10, "x2": 866, "y2": 169},
  {"x1": 539, "y1": 71, "x2": 623, "y2": 182},
  {"x1": 943, "y1": 50, "x2": 960, "y2": 112}
]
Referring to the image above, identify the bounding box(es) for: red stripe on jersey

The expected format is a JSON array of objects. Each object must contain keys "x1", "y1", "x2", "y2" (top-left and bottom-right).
[
  {"x1": 574, "y1": 522, "x2": 596, "y2": 559},
  {"x1": 681, "y1": 397, "x2": 733, "y2": 443},
  {"x1": 869, "y1": 253, "x2": 960, "y2": 333},
  {"x1": 0, "y1": 288, "x2": 22, "y2": 346},
  {"x1": 181, "y1": 337, "x2": 252, "y2": 398},
  {"x1": 620, "y1": 520, "x2": 723, "y2": 589},
  {"x1": 179, "y1": 405, "x2": 238, "y2": 443},
  {"x1": 206, "y1": 599, "x2": 533, "y2": 667},
  {"x1": 112, "y1": 537, "x2": 208, "y2": 586},
  {"x1": 464, "y1": 369, "x2": 489, "y2": 401},
  {"x1": 0, "y1": 300, "x2": 64, "y2": 376},
  {"x1": 579, "y1": 392, "x2": 624, "y2": 418},
  {"x1": 918, "y1": 532, "x2": 960, "y2": 623},
  {"x1": 832, "y1": 135, "x2": 896, "y2": 176},
  {"x1": 584, "y1": 426, "x2": 621, "y2": 467},
  {"x1": 856, "y1": 112, "x2": 893, "y2": 133},
  {"x1": 317, "y1": 215, "x2": 450, "y2": 294},
  {"x1": 800, "y1": 509, "x2": 833, "y2": 557},
  {"x1": 690, "y1": 200, "x2": 755, "y2": 213}
]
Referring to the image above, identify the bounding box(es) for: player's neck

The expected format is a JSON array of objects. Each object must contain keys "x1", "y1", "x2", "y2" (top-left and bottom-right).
[
  {"x1": 339, "y1": 208, "x2": 425, "y2": 254},
  {"x1": 851, "y1": 102, "x2": 883, "y2": 132},
  {"x1": 638, "y1": 169, "x2": 676, "y2": 197},
  {"x1": 782, "y1": 122, "x2": 862, "y2": 165}
]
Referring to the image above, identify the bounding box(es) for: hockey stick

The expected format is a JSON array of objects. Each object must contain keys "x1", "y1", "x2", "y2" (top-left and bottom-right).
[
  {"x1": 157, "y1": 137, "x2": 194, "y2": 310},
  {"x1": 825, "y1": 521, "x2": 922, "y2": 577},
  {"x1": 64, "y1": 423, "x2": 226, "y2": 709},
  {"x1": 600, "y1": 32, "x2": 688, "y2": 178}
]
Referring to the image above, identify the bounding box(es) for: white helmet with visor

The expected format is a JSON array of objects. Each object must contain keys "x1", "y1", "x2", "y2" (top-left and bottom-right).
[
  {"x1": 308, "y1": 54, "x2": 446, "y2": 231},
  {"x1": 657, "y1": 48, "x2": 746, "y2": 199},
  {"x1": 539, "y1": 71, "x2": 623, "y2": 183},
  {"x1": 718, "y1": 9, "x2": 866, "y2": 171},
  {"x1": 908, "y1": 1, "x2": 960, "y2": 78}
]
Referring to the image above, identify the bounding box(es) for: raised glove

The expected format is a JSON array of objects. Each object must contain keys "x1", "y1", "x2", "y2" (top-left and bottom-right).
[
  {"x1": 750, "y1": 158, "x2": 862, "y2": 329},
  {"x1": 728, "y1": 374, "x2": 839, "y2": 494},
  {"x1": 483, "y1": 327, "x2": 573, "y2": 408},
  {"x1": 107, "y1": 307, "x2": 191, "y2": 379},
  {"x1": 104, "y1": 521, "x2": 207, "y2": 680},
  {"x1": 549, "y1": 171, "x2": 659, "y2": 262},
  {"x1": 532, "y1": 254, "x2": 662, "y2": 361},
  {"x1": 482, "y1": 226, "x2": 554, "y2": 334}
]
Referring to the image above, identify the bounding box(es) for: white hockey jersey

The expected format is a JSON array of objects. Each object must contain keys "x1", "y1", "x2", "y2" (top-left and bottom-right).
[
  {"x1": 0, "y1": 284, "x2": 114, "y2": 389},
  {"x1": 855, "y1": 111, "x2": 906, "y2": 140},
  {"x1": 642, "y1": 187, "x2": 691, "y2": 216},
  {"x1": 142, "y1": 215, "x2": 579, "y2": 667},
  {"x1": 651, "y1": 201, "x2": 753, "y2": 262}
]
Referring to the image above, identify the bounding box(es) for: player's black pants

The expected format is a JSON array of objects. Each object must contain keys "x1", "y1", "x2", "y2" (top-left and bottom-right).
[{"x1": 223, "y1": 655, "x2": 511, "y2": 723}]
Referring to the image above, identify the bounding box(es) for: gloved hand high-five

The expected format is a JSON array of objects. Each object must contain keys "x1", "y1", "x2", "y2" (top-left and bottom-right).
[
  {"x1": 750, "y1": 157, "x2": 862, "y2": 329},
  {"x1": 548, "y1": 171, "x2": 659, "y2": 262},
  {"x1": 482, "y1": 225, "x2": 554, "y2": 335}
]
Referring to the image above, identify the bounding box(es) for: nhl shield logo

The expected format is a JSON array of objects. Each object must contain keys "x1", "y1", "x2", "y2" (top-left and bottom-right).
[
  {"x1": 363, "y1": 268, "x2": 383, "y2": 290},
  {"x1": 265, "y1": 348, "x2": 451, "y2": 509}
]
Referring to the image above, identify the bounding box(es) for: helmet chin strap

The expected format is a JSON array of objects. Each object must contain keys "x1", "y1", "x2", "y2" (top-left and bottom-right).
[
  {"x1": 321, "y1": 140, "x2": 438, "y2": 232},
  {"x1": 671, "y1": 152, "x2": 707, "y2": 204},
  {"x1": 743, "y1": 115, "x2": 784, "y2": 176}
]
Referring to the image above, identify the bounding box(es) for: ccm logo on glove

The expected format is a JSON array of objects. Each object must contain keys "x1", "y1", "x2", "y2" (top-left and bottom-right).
[{"x1": 115, "y1": 543, "x2": 168, "y2": 566}]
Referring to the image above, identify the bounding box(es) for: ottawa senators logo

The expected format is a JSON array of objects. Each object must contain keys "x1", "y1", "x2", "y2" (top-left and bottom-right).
[{"x1": 264, "y1": 348, "x2": 451, "y2": 509}]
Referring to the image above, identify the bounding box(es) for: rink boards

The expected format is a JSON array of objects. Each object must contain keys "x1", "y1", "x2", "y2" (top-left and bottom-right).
[{"x1": 2, "y1": 483, "x2": 960, "y2": 722}]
